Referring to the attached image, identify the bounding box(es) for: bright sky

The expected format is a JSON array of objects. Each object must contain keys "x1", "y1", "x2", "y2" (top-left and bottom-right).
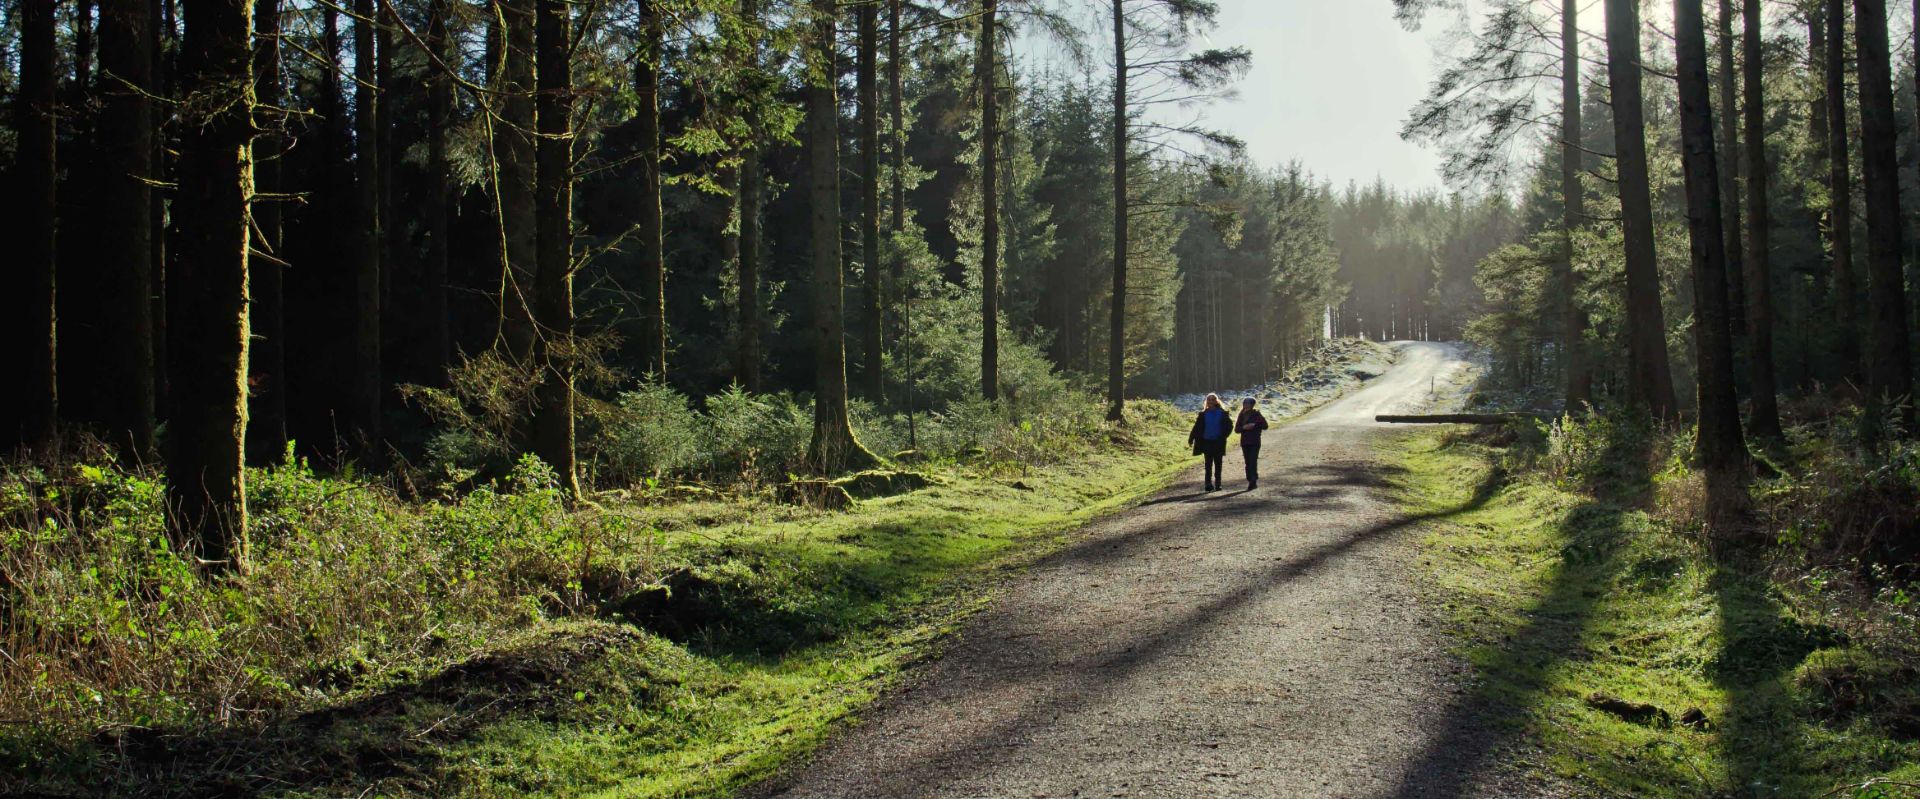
[{"x1": 1197, "y1": 0, "x2": 1449, "y2": 193}]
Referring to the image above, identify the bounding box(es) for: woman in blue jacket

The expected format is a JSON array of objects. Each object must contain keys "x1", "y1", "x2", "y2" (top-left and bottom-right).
[{"x1": 1188, "y1": 393, "x2": 1233, "y2": 491}]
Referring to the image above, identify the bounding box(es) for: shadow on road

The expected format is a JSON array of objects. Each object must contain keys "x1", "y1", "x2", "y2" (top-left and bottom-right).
[{"x1": 763, "y1": 455, "x2": 1505, "y2": 796}]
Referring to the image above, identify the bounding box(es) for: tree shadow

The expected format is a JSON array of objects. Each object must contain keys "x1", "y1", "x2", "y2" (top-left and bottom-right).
[
  {"x1": 41, "y1": 626, "x2": 646, "y2": 798},
  {"x1": 756, "y1": 460, "x2": 1506, "y2": 796},
  {"x1": 1383, "y1": 500, "x2": 1633, "y2": 798},
  {"x1": 1705, "y1": 556, "x2": 1835, "y2": 797}
]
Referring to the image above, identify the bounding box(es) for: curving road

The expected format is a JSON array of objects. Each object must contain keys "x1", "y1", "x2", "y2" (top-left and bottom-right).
[{"x1": 753, "y1": 342, "x2": 1562, "y2": 799}]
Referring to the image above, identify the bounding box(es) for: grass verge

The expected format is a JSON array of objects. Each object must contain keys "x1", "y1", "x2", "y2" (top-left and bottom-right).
[
  {"x1": 1383, "y1": 429, "x2": 1920, "y2": 799},
  {"x1": 8, "y1": 422, "x2": 1190, "y2": 799}
]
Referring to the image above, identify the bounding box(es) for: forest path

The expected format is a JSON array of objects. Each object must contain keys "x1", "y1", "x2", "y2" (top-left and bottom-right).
[{"x1": 753, "y1": 342, "x2": 1559, "y2": 799}]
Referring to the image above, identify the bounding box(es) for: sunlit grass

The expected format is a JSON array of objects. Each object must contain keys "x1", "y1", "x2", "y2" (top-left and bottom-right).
[{"x1": 1386, "y1": 430, "x2": 1920, "y2": 798}]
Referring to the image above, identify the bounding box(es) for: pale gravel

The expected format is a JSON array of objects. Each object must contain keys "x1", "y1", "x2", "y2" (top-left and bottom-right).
[{"x1": 750, "y1": 342, "x2": 1574, "y2": 799}]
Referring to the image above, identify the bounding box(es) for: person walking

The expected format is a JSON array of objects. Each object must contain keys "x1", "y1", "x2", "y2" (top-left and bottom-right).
[
  {"x1": 1237, "y1": 396, "x2": 1269, "y2": 490},
  {"x1": 1189, "y1": 393, "x2": 1233, "y2": 491}
]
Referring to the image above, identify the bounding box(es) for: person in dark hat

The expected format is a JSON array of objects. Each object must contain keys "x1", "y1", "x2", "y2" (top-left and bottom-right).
[{"x1": 1236, "y1": 396, "x2": 1269, "y2": 490}]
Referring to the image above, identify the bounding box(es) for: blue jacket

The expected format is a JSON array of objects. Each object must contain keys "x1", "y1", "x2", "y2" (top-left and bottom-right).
[{"x1": 1190, "y1": 407, "x2": 1232, "y2": 444}]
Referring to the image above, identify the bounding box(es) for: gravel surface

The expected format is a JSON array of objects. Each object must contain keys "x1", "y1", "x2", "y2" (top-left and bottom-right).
[{"x1": 752, "y1": 342, "x2": 1569, "y2": 799}]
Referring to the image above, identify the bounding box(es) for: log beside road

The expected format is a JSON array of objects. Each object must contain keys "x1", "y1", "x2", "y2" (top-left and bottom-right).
[{"x1": 1375, "y1": 413, "x2": 1527, "y2": 425}]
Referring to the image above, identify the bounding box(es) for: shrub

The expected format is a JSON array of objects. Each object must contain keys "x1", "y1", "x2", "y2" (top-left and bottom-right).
[
  {"x1": 0, "y1": 455, "x2": 652, "y2": 750},
  {"x1": 594, "y1": 381, "x2": 707, "y2": 484},
  {"x1": 1541, "y1": 411, "x2": 1660, "y2": 499},
  {"x1": 702, "y1": 387, "x2": 813, "y2": 483}
]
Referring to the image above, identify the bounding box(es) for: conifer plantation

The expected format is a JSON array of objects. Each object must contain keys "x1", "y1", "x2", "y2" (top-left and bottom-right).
[{"x1": 5, "y1": 1, "x2": 1920, "y2": 795}]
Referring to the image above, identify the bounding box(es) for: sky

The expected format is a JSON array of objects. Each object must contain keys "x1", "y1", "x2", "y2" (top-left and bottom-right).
[{"x1": 1196, "y1": 0, "x2": 1450, "y2": 193}]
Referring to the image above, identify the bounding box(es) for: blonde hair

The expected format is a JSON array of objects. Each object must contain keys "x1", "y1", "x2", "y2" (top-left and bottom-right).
[{"x1": 1204, "y1": 393, "x2": 1223, "y2": 410}]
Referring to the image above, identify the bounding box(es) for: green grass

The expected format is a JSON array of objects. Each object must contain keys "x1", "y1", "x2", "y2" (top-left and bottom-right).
[
  {"x1": 10, "y1": 422, "x2": 1191, "y2": 799},
  {"x1": 435, "y1": 432, "x2": 1193, "y2": 799},
  {"x1": 1383, "y1": 430, "x2": 1920, "y2": 799}
]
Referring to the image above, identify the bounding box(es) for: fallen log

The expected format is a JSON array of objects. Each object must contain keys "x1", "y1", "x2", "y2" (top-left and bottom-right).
[{"x1": 1375, "y1": 413, "x2": 1526, "y2": 425}]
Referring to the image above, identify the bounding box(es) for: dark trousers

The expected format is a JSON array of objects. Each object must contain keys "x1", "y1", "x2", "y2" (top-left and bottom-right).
[
  {"x1": 1200, "y1": 440, "x2": 1225, "y2": 487},
  {"x1": 1243, "y1": 444, "x2": 1260, "y2": 485}
]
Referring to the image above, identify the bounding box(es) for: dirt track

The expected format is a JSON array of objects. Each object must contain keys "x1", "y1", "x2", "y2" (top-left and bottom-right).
[{"x1": 753, "y1": 342, "x2": 1565, "y2": 799}]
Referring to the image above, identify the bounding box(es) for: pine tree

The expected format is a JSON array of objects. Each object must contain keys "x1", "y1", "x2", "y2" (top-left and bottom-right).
[
  {"x1": 533, "y1": 0, "x2": 581, "y2": 494},
  {"x1": 978, "y1": 0, "x2": 1000, "y2": 401},
  {"x1": 1851, "y1": 0, "x2": 1915, "y2": 432},
  {"x1": 860, "y1": 0, "x2": 886, "y2": 400},
  {"x1": 167, "y1": 0, "x2": 256, "y2": 570},
  {"x1": 805, "y1": 0, "x2": 879, "y2": 472},
  {"x1": 1742, "y1": 0, "x2": 1782, "y2": 439},
  {"x1": 351, "y1": 0, "x2": 383, "y2": 457},
  {"x1": 1675, "y1": 0, "x2": 1751, "y2": 523},
  {"x1": 1605, "y1": 0, "x2": 1678, "y2": 418},
  {"x1": 635, "y1": 0, "x2": 668, "y2": 379},
  {"x1": 12, "y1": 0, "x2": 58, "y2": 451},
  {"x1": 1825, "y1": 0, "x2": 1860, "y2": 380},
  {"x1": 101, "y1": 0, "x2": 159, "y2": 459}
]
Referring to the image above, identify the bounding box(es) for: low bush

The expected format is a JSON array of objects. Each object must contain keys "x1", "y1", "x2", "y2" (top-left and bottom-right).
[{"x1": 0, "y1": 454, "x2": 651, "y2": 766}]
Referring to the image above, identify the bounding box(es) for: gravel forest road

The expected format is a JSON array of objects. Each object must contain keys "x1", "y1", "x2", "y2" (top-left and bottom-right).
[{"x1": 753, "y1": 342, "x2": 1565, "y2": 799}]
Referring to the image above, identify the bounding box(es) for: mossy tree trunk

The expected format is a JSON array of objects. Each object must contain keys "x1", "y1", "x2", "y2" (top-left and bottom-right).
[
  {"x1": 168, "y1": 0, "x2": 255, "y2": 571},
  {"x1": 805, "y1": 0, "x2": 879, "y2": 473}
]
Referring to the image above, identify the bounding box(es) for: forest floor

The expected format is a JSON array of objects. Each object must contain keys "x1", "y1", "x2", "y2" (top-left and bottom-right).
[{"x1": 751, "y1": 342, "x2": 1573, "y2": 798}]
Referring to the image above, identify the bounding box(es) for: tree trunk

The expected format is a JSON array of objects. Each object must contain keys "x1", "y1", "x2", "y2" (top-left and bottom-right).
[
  {"x1": 1912, "y1": 0, "x2": 1920, "y2": 355},
  {"x1": 635, "y1": 0, "x2": 667, "y2": 378},
  {"x1": 1716, "y1": 0, "x2": 1747, "y2": 332},
  {"x1": 978, "y1": 0, "x2": 999, "y2": 401},
  {"x1": 151, "y1": 0, "x2": 171, "y2": 422},
  {"x1": 736, "y1": 0, "x2": 762, "y2": 391},
  {"x1": 805, "y1": 0, "x2": 878, "y2": 473},
  {"x1": 496, "y1": 0, "x2": 538, "y2": 362},
  {"x1": 889, "y1": 0, "x2": 905, "y2": 239},
  {"x1": 350, "y1": 0, "x2": 382, "y2": 458},
  {"x1": 1604, "y1": 0, "x2": 1678, "y2": 419},
  {"x1": 168, "y1": 0, "x2": 254, "y2": 570},
  {"x1": 859, "y1": 0, "x2": 885, "y2": 400},
  {"x1": 1675, "y1": 0, "x2": 1750, "y2": 521},
  {"x1": 1741, "y1": 0, "x2": 1782, "y2": 439},
  {"x1": 10, "y1": 0, "x2": 57, "y2": 451},
  {"x1": 422, "y1": 0, "x2": 453, "y2": 382},
  {"x1": 532, "y1": 0, "x2": 580, "y2": 495},
  {"x1": 1827, "y1": 0, "x2": 1860, "y2": 379},
  {"x1": 1559, "y1": 0, "x2": 1591, "y2": 412},
  {"x1": 1107, "y1": 0, "x2": 1127, "y2": 422},
  {"x1": 1808, "y1": 2, "x2": 1832, "y2": 339},
  {"x1": 1852, "y1": 0, "x2": 1915, "y2": 431},
  {"x1": 99, "y1": 0, "x2": 158, "y2": 460},
  {"x1": 246, "y1": 0, "x2": 284, "y2": 464}
]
